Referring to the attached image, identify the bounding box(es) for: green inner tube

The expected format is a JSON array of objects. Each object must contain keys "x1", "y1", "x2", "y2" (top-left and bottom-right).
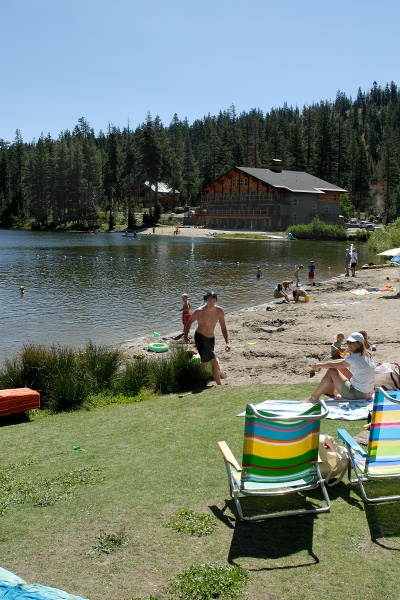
[{"x1": 148, "y1": 342, "x2": 169, "y2": 353}]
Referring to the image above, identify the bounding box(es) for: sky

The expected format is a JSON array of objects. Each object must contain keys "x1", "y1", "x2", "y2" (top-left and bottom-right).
[{"x1": 1, "y1": 0, "x2": 400, "y2": 143}]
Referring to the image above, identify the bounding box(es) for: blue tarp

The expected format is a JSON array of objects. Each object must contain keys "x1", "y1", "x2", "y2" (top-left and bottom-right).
[{"x1": 0, "y1": 568, "x2": 88, "y2": 600}]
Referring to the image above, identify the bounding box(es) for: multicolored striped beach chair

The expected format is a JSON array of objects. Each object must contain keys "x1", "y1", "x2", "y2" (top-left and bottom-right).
[
  {"x1": 338, "y1": 387, "x2": 400, "y2": 503},
  {"x1": 217, "y1": 399, "x2": 330, "y2": 521}
]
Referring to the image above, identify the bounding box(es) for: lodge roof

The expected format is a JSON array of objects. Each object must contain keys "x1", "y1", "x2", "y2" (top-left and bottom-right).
[
  {"x1": 144, "y1": 181, "x2": 179, "y2": 194},
  {"x1": 234, "y1": 167, "x2": 347, "y2": 195}
]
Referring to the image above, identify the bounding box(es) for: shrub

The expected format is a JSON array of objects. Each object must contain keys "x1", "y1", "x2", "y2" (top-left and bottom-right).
[
  {"x1": 0, "y1": 344, "x2": 206, "y2": 412},
  {"x1": 115, "y1": 358, "x2": 155, "y2": 396},
  {"x1": 44, "y1": 345, "x2": 91, "y2": 411},
  {"x1": 151, "y1": 348, "x2": 204, "y2": 393},
  {"x1": 165, "y1": 509, "x2": 217, "y2": 537},
  {"x1": 367, "y1": 217, "x2": 400, "y2": 253},
  {"x1": 94, "y1": 528, "x2": 128, "y2": 554},
  {"x1": 80, "y1": 340, "x2": 122, "y2": 391},
  {"x1": 166, "y1": 564, "x2": 248, "y2": 600},
  {"x1": 1, "y1": 344, "x2": 56, "y2": 395},
  {"x1": 287, "y1": 217, "x2": 348, "y2": 240}
]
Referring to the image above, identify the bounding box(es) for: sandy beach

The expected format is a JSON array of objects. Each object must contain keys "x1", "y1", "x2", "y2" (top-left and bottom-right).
[
  {"x1": 147, "y1": 224, "x2": 287, "y2": 240},
  {"x1": 121, "y1": 245, "x2": 400, "y2": 387}
]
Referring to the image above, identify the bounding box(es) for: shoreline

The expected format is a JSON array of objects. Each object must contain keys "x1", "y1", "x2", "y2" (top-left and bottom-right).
[{"x1": 120, "y1": 265, "x2": 400, "y2": 387}]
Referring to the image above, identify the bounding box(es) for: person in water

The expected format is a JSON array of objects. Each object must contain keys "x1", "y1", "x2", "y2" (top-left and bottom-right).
[{"x1": 184, "y1": 291, "x2": 230, "y2": 385}]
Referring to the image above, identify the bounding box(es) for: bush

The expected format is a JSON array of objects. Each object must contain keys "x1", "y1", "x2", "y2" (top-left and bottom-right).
[
  {"x1": 287, "y1": 217, "x2": 348, "y2": 240},
  {"x1": 80, "y1": 341, "x2": 122, "y2": 392},
  {"x1": 165, "y1": 509, "x2": 217, "y2": 537},
  {"x1": 0, "y1": 342, "x2": 123, "y2": 412},
  {"x1": 0, "y1": 344, "x2": 56, "y2": 395},
  {"x1": 166, "y1": 564, "x2": 248, "y2": 600},
  {"x1": 115, "y1": 358, "x2": 155, "y2": 396},
  {"x1": 150, "y1": 348, "x2": 204, "y2": 393},
  {"x1": 367, "y1": 217, "x2": 400, "y2": 253},
  {"x1": 0, "y1": 344, "x2": 205, "y2": 412}
]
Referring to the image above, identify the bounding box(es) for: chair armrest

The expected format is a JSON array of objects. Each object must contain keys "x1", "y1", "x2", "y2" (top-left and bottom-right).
[
  {"x1": 376, "y1": 386, "x2": 400, "y2": 404},
  {"x1": 337, "y1": 428, "x2": 367, "y2": 456},
  {"x1": 217, "y1": 441, "x2": 242, "y2": 472}
]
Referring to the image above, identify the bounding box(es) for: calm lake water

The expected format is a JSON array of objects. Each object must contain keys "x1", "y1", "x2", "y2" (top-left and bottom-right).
[{"x1": 0, "y1": 229, "x2": 378, "y2": 362}]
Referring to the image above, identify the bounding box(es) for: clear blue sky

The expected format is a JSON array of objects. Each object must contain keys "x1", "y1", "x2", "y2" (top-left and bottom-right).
[{"x1": 1, "y1": 0, "x2": 400, "y2": 143}]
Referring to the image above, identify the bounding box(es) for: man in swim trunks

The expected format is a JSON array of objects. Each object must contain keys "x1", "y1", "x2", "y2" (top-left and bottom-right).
[{"x1": 184, "y1": 291, "x2": 230, "y2": 385}]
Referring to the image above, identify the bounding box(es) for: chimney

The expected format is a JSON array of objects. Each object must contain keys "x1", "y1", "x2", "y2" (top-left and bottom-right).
[{"x1": 269, "y1": 158, "x2": 283, "y2": 173}]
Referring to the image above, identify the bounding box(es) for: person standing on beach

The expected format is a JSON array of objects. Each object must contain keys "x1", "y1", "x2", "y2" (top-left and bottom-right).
[
  {"x1": 294, "y1": 265, "x2": 303, "y2": 286},
  {"x1": 184, "y1": 291, "x2": 230, "y2": 385},
  {"x1": 180, "y1": 293, "x2": 192, "y2": 329},
  {"x1": 345, "y1": 247, "x2": 352, "y2": 276},
  {"x1": 308, "y1": 260, "x2": 315, "y2": 285},
  {"x1": 351, "y1": 246, "x2": 358, "y2": 277},
  {"x1": 256, "y1": 266, "x2": 262, "y2": 278}
]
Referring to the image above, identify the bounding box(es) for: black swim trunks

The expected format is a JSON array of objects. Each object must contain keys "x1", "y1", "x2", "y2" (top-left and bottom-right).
[{"x1": 195, "y1": 331, "x2": 215, "y2": 362}]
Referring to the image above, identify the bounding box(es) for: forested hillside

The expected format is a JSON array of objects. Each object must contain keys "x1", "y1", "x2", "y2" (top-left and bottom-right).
[{"x1": 0, "y1": 81, "x2": 399, "y2": 229}]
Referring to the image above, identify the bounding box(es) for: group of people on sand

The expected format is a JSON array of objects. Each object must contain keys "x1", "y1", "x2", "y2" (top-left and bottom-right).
[
  {"x1": 273, "y1": 283, "x2": 309, "y2": 303},
  {"x1": 345, "y1": 245, "x2": 358, "y2": 277},
  {"x1": 270, "y1": 260, "x2": 316, "y2": 304},
  {"x1": 178, "y1": 280, "x2": 383, "y2": 403}
]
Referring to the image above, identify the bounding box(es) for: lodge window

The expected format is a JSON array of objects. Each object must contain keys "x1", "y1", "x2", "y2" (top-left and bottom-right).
[
  {"x1": 325, "y1": 206, "x2": 329, "y2": 213},
  {"x1": 293, "y1": 198, "x2": 298, "y2": 206},
  {"x1": 312, "y1": 205, "x2": 316, "y2": 212},
  {"x1": 293, "y1": 213, "x2": 297, "y2": 221}
]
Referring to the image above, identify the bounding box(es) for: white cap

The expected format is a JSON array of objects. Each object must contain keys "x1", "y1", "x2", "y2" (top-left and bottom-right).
[{"x1": 347, "y1": 332, "x2": 364, "y2": 344}]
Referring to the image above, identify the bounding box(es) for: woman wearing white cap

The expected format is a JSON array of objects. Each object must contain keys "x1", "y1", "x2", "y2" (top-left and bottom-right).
[{"x1": 306, "y1": 332, "x2": 375, "y2": 402}]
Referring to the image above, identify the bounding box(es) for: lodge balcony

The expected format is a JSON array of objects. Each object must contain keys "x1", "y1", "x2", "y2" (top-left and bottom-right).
[{"x1": 196, "y1": 205, "x2": 290, "y2": 217}]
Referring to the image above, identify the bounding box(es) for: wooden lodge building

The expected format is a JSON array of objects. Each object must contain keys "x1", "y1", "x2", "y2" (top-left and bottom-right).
[
  {"x1": 195, "y1": 160, "x2": 347, "y2": 231},
  {"x1": 130, "y1": 181, "x2": 180, "y2": 210}
]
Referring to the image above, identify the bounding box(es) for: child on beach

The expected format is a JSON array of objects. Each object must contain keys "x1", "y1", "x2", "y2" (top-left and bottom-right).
[
  {"x1": 282, "y1": 280, "x2": 293, "y2": 291},
  {"x1": 180, "y1": 294, "x2": 192, "y2": 328},
  {"x1": 330, "y1": 331, "x2": 345, "y2": 359},
  {"x1": 308, "y1": 260, "x2": 315, "y2": 285},
  {"x1": 273, "y1": 283, "x2": 290, "y2": 303},
  {"x1": 293, "y1": 265, "x2": 303, "y2": 287},
  {"x1": 256, "y1": 266, "x2": 262, "y2": 278}
]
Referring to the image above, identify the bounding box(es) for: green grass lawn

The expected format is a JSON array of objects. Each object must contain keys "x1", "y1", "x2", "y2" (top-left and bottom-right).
[{"x1": 1, "y1": 383, "x2": 400, "y2": 600}]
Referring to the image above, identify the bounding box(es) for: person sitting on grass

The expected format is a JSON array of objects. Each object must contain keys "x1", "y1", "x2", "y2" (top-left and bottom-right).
[
  {"x1": 306, "y1": 332, "x2": 375, "y2": 403},
  {"x1": 273, "y1": 283, "x2": 290, "y2": 303}
]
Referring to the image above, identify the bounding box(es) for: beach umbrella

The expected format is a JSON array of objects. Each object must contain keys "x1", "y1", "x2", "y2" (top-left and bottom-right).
[{"x1": 377, "y1": 247, "x2": 400, "y2": 257}]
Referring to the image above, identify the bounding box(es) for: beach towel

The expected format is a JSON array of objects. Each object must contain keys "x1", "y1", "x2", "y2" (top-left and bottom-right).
[
  {"x1": 237, "y1": 398, "x2": 373, "y2": 420},
  {"x1": 0, "y1": 567, "x2": 88, "y2": 600}
]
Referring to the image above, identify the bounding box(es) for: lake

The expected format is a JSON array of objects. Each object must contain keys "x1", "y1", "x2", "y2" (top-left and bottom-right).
[{"x1": 0, "y1": 230, "x2": 378, "y2": 362}]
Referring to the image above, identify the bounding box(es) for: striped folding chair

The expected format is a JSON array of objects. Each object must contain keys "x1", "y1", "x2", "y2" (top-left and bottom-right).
[
  {"x1": 217, "y1": 399, "x2": 330, "y2": 521},
  {"x1": 338, "y1": 387, "x2": 400, "y2": 503}
]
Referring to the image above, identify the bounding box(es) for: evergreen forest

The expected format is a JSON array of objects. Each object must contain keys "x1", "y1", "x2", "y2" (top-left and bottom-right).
[{"x1": 1, "y1": 81, "x2": 400, "y2": 230}]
